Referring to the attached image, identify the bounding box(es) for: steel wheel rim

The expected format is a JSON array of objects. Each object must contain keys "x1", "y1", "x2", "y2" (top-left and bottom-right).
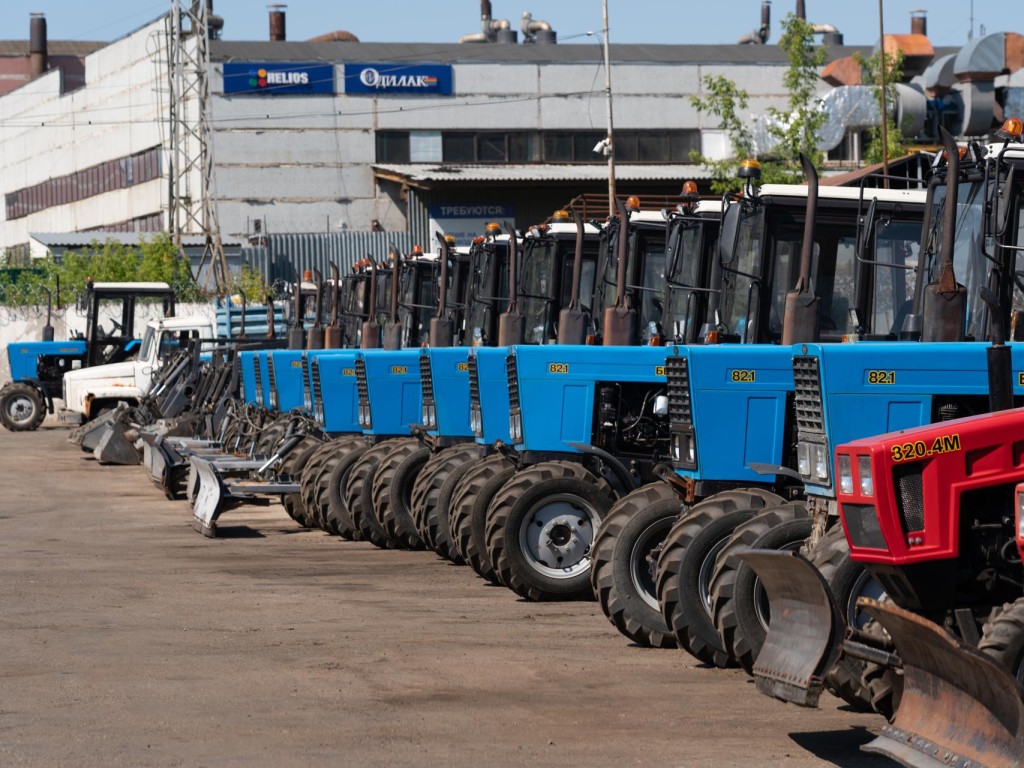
[
  {"x1": 753, "y1": 542, "x2": 804, "y2": 631},
  {"x1": 698, "y1": 537, "x2": 730, "y2": 616},
  {"x1": 518, "y1": 492, "x2": 601, "y2": 579},
  {"x1": 629, "y1": 518, "x2": 675, "y2": 611},
  {"x1": 845, "y1": 569, "x2": 886, "y2": 630},
  {"x1": 5, "y1": 394, "x2": 35, "y2": 424}
]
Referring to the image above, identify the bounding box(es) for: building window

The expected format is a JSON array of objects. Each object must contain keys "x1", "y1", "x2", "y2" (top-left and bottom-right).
[
  {"x1": 442, "y1": 132, "x2": 476, "y2": 162},
  {"x1": 376, "y1": 131, "x2": 410, "y2": 163}
]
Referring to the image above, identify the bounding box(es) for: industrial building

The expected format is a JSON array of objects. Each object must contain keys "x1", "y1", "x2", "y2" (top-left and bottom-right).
[{"x1": 0, "y1": 3, "x2": 1017, "y2": 257}]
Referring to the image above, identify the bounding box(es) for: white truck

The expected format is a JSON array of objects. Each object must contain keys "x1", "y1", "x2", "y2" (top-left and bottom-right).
[{"x1": 60, "y1": 315, "x2": 213, "y2": 423}]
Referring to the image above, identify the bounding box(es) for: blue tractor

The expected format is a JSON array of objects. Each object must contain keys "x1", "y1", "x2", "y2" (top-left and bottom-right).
[{"x1": 1, "y1": 280, "x2": 176, "y2": 431}]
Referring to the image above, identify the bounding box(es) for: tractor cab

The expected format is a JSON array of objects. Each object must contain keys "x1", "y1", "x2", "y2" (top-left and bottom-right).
[{"x1": 661, "y1": 198, "x2": 723, "y2": 345}]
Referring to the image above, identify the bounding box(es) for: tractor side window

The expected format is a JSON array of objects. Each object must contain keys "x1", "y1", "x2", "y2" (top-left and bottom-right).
[
  {"x1": 138, "y1": 326, "x2": 156, "y2": 361},
  {"x1": 639, "y1": 236, "x2": 666, "y2": 333},
  {"x1": 719, "y1": 206, "x2": 764, "y2": 342}
]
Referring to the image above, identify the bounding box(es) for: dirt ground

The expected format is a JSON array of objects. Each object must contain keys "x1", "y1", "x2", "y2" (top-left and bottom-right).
[{"x1": 0, "y1": 426, "x2": 900, "y2": 767}]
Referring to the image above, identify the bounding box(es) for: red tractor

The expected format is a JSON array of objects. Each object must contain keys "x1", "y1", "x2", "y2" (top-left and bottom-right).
[{"x1": 743, "y1": 400, "x2": 1024, "y2": 765}]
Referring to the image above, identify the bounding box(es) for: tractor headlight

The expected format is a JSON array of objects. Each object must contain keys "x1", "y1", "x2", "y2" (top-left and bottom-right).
[
  {"x1": 470, "y1": 405, "x2": 482, "y2": 436},
  {"x1": 797, "y1": 443, "x2": 811, "y2": 478},
  {"x1": 422, "y1": 403, "x2": 436, "y2": 429},
  {"x1": 1018, "y1": 491, "x2": 1024, "y2": 540},
  {"x1": 858, "y1": 456, "x2": 874, "y2": 496},
  {"x1": 838, "y1": 454, "x2": 853, "y2": 495},
  {"x1": 813, "y1": 443, "x2": 829, "y2": 482},
  {"x1": 509, "y1": 412, "x2": 523, "y2": 443}
]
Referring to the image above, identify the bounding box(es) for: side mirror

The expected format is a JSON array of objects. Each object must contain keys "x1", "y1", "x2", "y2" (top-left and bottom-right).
[
  {"x1": 719, "y1": 203, "x2": 742, "y2": 266},
  {"x1": 996, "y1": 165, "x2": 1016, "y2": 237}
]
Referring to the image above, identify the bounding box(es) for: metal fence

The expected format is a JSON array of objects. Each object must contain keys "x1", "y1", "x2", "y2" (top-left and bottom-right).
[{"x1": 240, "y1": 232, "x2": 416, "y2": 285}]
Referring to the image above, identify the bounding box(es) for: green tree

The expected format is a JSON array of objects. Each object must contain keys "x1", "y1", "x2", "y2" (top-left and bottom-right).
[
  {"x1": 854, "y1": 48, "x2": 908, "y2": 165},
  {"x1": 230, "y1": 263, "x2": 267, "y2": 304},
  {"x1": 689, "y1": 13, "x2": 826, "y2": 193}
]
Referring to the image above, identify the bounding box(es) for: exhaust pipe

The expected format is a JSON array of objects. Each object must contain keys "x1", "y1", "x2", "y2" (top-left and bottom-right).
[
  {"x1": 781, "y1": 154, "x2": 820, "y2": 345},
  {"x1": 324, "y1": 262, "x2": 342, "y2": 348},
  {"x1": 29, "y1": 13, "x2": 47, "y2": 78},
  {"x1": 268, "y1": 4, "x2": 286, "y2": 41},
  {"x1": 306, "y1": 269, "x2": 324, "y2": 349},
  {"x1": 497, "y1": 225, "x2": 525, "y2": 345},
  {"x1": 557, "y1": 210, "x2": 588, "y2": 344},
  {"x1": 287, "y1": 273, "x2": 305, "y2": 349},
  {"x1": 921, "y1": 128, "x2": 966, "y2": 342},
  {"x1": 602, "y1": 198, "x2": 637, "y2": 346},
  {"x1": 265, "y1": 291, "x2": 277, "y2": 339},
  {"x1": 237, "y1": 288, "x2": 247, "y2": 339},
  {"x1": 429, "y1": 234, "x2": 455, "y2": 347},
  {"x1": 382, "y1": 245, "x2": 404, "y2": 350},
  {"x1": 360, "y1": 261, "x2": 381, "y2": 349}
]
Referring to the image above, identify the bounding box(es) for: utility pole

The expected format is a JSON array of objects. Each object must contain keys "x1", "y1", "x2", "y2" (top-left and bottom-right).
[
  {"x1": 166, "y1": 1, "x2": 229, "y2": 292},
  {"x1": 878, "y1": 0, "x2": 889, "y2": 182},
  {"x1": 602, "y1": 0, "x2": 615, "y2": 217}
]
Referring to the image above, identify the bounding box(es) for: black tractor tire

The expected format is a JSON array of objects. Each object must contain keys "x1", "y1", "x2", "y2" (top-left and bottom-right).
[
  {"x1": 591, "y1": 483, "x2": 683, "y2": 648},
  {"x1": 710, "y1": 502, "x2": 813, "y2": 674},
  {"x1": 449, "y1": 453, "x2": 517, "y2": 582},
  {"x1": 325, "y1": 441, "x2": 372, "y2": 540},
  {"x1": 410, "y1": 443, "x2": 479, "y2": 562},
  {"x1": 279, "y1": 436, "x2": 325, "y2": 527},
  {"x1": 806, "y1": 524, "x2": 885, "y2": 711},
  {"x1": 253, "y1": 419, "x2": 288, "y2": 458},
  {"x1": 0, "y1": 383, "x2": 46, "y2": 432},
  {"x1": 979, "y1": 598, "x2": 1024, "y2": 686},
  {"x1": 344, "y1": 441, "x2": 401, "y2": 549},
  {"x1": 301, "y1": 436, "x2": 364, "y2": 531},
  {"x1": 371, "y1": 438, "x2": 429, "y2": 549},
  {"x1": 656, "y1": 489, "x2": 783, "y2": 667},
  {"x1": 485, "y1": 461, "x2": 614, "y2": 601}
]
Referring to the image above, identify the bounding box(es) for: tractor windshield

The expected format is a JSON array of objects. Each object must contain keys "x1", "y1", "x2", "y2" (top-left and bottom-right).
[
  {"x1": 466, "y1": 241, "x2": 509, "y2": 345},
  {"x1": 398, "y1": 261, "x2": 436, "y2": 347},
  {"x1": 634, "y1": 226, "x2": 667, "y2": 341},
  {"x1": 520, "y1": 237, "x2": 559, "y2": 343},
  {"x1": 718, "y1": 205, "x2": 765, "y2": 342},
  {"x1": 663, "y1": 216, "x2": 708, "y2": 344}
]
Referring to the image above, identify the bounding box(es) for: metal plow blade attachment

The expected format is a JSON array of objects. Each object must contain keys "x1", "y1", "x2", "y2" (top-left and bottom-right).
[
  {"x1": 861, "y1": 600, "x2": 1024, "y2": 768},
  {"x1": 736, "y1": 550, "x2": 846, "y2": 707},
  {"x1": 190, "y1": 455, "x2": 238, "y2": 538},
  {"x1": 70, "y1": 408, "x2": 122, "y2": 450},
  {"x1": 92, "y1": 422, "x2": 142, "y2": 465}
]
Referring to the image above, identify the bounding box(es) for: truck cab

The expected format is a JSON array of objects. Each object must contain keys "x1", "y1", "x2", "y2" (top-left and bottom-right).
[{"x1": 60, "y1": 315, "x2": 212, "y2": 423}]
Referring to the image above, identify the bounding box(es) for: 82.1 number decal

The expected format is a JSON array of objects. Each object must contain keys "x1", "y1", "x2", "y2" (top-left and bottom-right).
[
  {"x1": 890, "y1": 433, "x2": 961, "y2": 463},
  {"x1": 868, "y1": 370, "x2": 896, "y2": 385},
  {"x1": 731, "y1": 369, "x2": 755, "y2": 383}
]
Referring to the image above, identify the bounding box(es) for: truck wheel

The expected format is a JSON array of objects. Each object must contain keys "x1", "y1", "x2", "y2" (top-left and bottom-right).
[
  {"x1": 280, "y1": 436, "x2": 324, "y2": 528},
  {"x1": 710, "y1": 502, "x2": 812, "y2": 673},
  {"x1": 979, "y1": 598, "x2": 1024, "y2": 686},
  {"x1": 371, "y1": 438, "x2": 429, "y2": 549},
  {"x1": 591, "y1": 483, "x2": 683, "y2": 648},
  {"x1": 656, "y1": 489, "x2": 782, "y2": 667},
  {"x1": 344, "y1": 441, "x2": 401, "y2": 549},
  {"x1": 486, "y1": 461, "x2": 613, "y2": 601},
  {"x1": 410, "y1": 443, "x2": 478, "y2": 562},
  {"x1": 325, "y1": 441, "x2": 371, "y2": 539},
  {"x1": 807, "y1": 525, "x2": 886, "y2": 711},
  {"x1": 0, "y1": 383, "x2": 46, "y2": 432},
  {"x1": 449, "y1": 453, "x2": 517, "y2": 583}
]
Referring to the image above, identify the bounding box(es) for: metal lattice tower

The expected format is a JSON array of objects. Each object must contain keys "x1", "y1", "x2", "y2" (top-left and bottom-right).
[{"x1": 166, "y1": 1, "x2": 228, "y2": 291}]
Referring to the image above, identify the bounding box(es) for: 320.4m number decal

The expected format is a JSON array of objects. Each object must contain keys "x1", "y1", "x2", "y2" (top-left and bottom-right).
[{"x1": 890, "y1": 434, "x2": 961, "y2": 463}]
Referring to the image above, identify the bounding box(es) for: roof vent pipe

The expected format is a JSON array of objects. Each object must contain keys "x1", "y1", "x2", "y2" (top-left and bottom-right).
[
  {"x1": 911, "y1": 9, "x2": 926, "y2": 36},
  {"x1": 737, "y1": 0, "x2": 770, "y2": 45},
  {"x1": 459, "y1": 0, "x2": 515, "y2": 44},
  {"x1": 268, "y1": 4, "x2": 286, "y2": 41},
  {"x1": 29, "y1": 13, "x2": 47, "y2": 78},
  {"x1": 796, "y1": 0, "x2": 805, "y2": 21},
  {"x1": 522, "y1": 12, "x2": 557, "y2": 44}
]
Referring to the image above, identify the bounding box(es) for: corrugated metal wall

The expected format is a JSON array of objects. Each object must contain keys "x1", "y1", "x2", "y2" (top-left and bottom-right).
[{"x1": 240, "y1": 232, "x2": 415, "y2": 284}]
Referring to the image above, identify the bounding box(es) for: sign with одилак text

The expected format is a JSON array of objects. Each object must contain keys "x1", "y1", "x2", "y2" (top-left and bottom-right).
[
  {"x1": 345, "y1": 63, "x2": 453, "y2": 95},
  {"x1": 223, "y1": 62, "x2": 335, "y2": 95}
]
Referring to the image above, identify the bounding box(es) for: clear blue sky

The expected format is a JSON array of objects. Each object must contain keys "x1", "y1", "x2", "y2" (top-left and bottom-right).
[{"x1": 0, "y1": 1, "x2": 1006, "y2": 48}]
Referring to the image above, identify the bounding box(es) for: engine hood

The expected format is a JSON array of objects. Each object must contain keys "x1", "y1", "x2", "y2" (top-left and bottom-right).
[{"x1": 64, "y1": 360, "x2": 138, "y2": 383}]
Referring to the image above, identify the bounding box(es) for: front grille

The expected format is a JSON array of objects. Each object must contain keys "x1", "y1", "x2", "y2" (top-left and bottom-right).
[
  {"x1": 419, "y1": 352, "x2": 435, "y2": 407},
  {"x1": 793, "y1": 355, "x2": 825, "y2": 436},
  {"x1": 267, "y1": 355, "x2": 278, "y2": 410},
  {"x1": 355, "y1": 357, "x2": 369, "y2": 425},
  {"x1": 311, "y1": 357, "x2": 324, "y2": 424},
  {"x1": 468, "y1": 354, "x2": 480, "y2": 409},
  {"x1": 301, "y1": 353, "x2": 311, "y2": 410},
  {"x1": 894, "y1": 462, "x2": 925, "y2": 533},
  {"x1": 253, "y1": 356, "x2": 263, "y2": 404},
  {"x1": 506, "y1": 352, "x2": 520, "y2": 413},
  {"x1": 665, "y1": 355, "x2": 692, "y2": 424}
]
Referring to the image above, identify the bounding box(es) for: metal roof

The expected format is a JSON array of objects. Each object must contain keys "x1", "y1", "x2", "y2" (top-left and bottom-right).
[
  {"x1": 211, "y1": 41, "x2": 893, "y2": 66},
  {"x1": 373, "y1": 163, "x2": 714, "y2": 188},
  {"x1": 30, "y1": 232, "x2": 241, "y2": 248},
  {"x1": 0, "y1": 40, "x2": 105, "y2": 57}
]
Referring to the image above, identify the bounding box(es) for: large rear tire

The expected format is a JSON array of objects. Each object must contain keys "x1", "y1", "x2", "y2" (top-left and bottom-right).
[
  {"x1": 656, "y1": 489, "x2": 782, "y2": 667},
  {"x1": 449, "y1": 453, "x2": 516, "y2": 583},
  {"x1": 485, "y1": 461, "x2": 613, "y2": 601},
  {"x1": 371, "y1": 438, "x2": 429, "y2": 549},
  {"x1": 344, "y1": 441, "x2": 401, "y2": 549},
  {"x1": 410, "y1": 443, "x2": 479, "y2": 562},
  {"x1": 301, "y1": 435, "x2": 363, "y2": 531},
  {"x1": 279, "y1": 436, "x2": 325, "y2": 528},
  {"x1": 591, "y1": 483, "x2": 683, "y2": 647},
  {"x1": 979, "y1": 598, "x2": 1024, "y2": 686},
  {"x1": 710, "y1": 502, "x2": 812, "y2": 674},
  {"x1": 0, "y1": 383, "x2": 46, "y2": 432},
  {"x1": 325, "y1": 441, "x2": 371, "y2": 539}
]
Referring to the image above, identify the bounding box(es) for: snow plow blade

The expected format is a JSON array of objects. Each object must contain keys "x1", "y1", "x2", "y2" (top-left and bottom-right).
[
  {"x1": 860, "y1": 599, "x2": 1024, "y2": 768},
  {"x1": 190, "y1": 455, "x2": 239, "y2": 537},
  {"x1": 737, "y1": 550, "x2": 846, "y2": 707},
  {"x1": 70, "y1": 408, "x2": 121, "y2": 450},
  {"x1": 92, "y1": 423, "x2": 141, "y2": 465}
]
